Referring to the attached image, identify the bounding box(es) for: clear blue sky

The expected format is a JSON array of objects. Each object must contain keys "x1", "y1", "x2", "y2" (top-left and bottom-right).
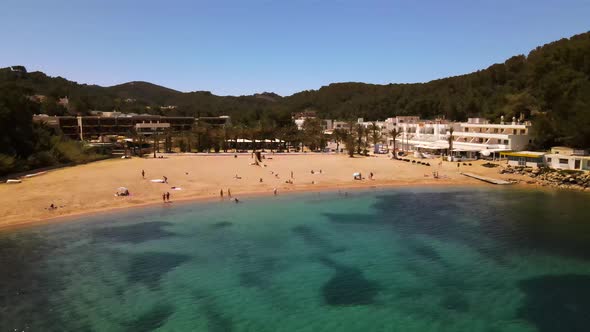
[{"x1": 2, "y1": 0, "x2": 589, "y2": 96}]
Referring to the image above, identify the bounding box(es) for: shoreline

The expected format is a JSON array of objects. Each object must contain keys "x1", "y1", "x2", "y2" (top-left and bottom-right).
[
  {"x1": 1, "y1": 154, "x2": 577, "y2": 233},
  {"x1": 0, "y1": 179, "x2": 540, "y2": 233}
]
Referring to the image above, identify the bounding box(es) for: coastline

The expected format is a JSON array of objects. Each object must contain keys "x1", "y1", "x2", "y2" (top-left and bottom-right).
[
  {"x1": 0, "y1": 180, "x2": 541, "y2": 233},
  {"x1": 0, "y1": 154, "x2": 568, "y2": 233}
]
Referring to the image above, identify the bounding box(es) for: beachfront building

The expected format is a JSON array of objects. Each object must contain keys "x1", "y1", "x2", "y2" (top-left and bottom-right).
[
  {"x1": 33, "y1": 114, "x2": 195, "y2": 141},
  {"x1": 386, "y1": 117, "x2": 533, "y2": 160},
  {"x1": 451, "y1": 117, "x2": 532, "y2": 158},
  {"x1": 544, "y1": 147, "x2": 590, "y2": 171},
  {"x1": 386, "y1": 117, "x2": 451, "y2": 156},
  {"x1": 501, "y1": 151, "x2": 547, "y2": 168}
]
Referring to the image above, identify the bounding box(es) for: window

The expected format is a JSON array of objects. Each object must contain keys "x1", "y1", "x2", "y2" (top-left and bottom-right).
[
  {"x1": 559, "y1": 159, "x2": 568, "y2": 164},
  {"x1": 547, "y1": 158, "x2": 552, "y2": 162}
]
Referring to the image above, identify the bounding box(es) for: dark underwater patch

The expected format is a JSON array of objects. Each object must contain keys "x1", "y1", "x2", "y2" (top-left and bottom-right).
[
  {"x1": 210, "y1": 221, "x2": 233, "y2": 229},
  {"x1": 517, "y1": 274, "x2": 590, "y2": 332},
  {"x1": 323, "y1": 213, "x2": 376, "y2": 224},
  {"x1": 368, "y1": 190, "x2": 590, "y2": 262},
  {"x1": 440, "y1": 292, "x2": 469, "y2": 312},
  {"x1": 191, "y1": 291, "x2": 234, "y2": 332},
  {"x1": 412, "y1": 243, "x2": 443, "y2": 262},
  {"x1": 318, "y1": 257, "x2": 380, "y2": 306},
  {"x1": 127, "y1": 252, "x2": 191, "y2": 289},
  {"x1": 291, "y1": 225, "x2": 346, "y2": 253},
  {"x1": 123, "y1": 303, "x2": 175, "y2": 332},
  {"x1": 202, "y1": 302, "x2": 234, "y2": 332},
  {"x1": 238, "y1": 256, "x2": 279, "y2": 289},
  {"x1": 93, "y1": 221, "x2": 176, "y2": 244},
  {"x1": 0, "y1": 234, "x2": 68, "y2": 331}
]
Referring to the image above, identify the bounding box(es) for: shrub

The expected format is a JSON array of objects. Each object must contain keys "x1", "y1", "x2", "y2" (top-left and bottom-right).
[
  {"x1": 51, "y1": 139, "x2": 87, "y2": 163},
  {"x1": 0, "y1": 154, "x2": 15, "y2": 175},
  {"x1": 27, "y1": 151, "x2": 57, "y2": 168}
]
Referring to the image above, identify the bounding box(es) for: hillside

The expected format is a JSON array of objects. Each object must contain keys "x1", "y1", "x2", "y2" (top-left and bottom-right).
[{"x1": 1, "y1": 30, "x2": 589, "y2": 147}]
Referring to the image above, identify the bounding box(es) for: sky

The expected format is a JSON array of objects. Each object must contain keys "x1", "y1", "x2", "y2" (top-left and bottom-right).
[{"x1": 1, "y1": 0, "x2": 589, "y2": 96}]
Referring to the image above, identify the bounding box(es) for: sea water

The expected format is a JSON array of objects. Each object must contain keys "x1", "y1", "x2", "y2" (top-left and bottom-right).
[{"x1": 1, "y1": 187, "x2": 589, "y2": 332}]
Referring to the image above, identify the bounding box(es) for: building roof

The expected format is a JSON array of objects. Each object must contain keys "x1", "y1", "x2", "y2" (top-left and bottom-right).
[
  {"x1": 501, "y1": 151, "x2": 546, "y2": 158},
  {"x1": 545, "y1": 154, "x2": 590, "y2": 160}
]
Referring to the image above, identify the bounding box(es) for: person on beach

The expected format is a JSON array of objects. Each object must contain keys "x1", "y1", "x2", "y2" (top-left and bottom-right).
[
  {"x1": 273, "y1": 188, "x2": 277, "y2": 196},
  {"x1": 259, "y1": 178, "x2": 263, "y2": 183},
  {"x1": 369, "y1": 172, "x2": 374, "y2": 180},
  {"x1": 234, "y1": 198, "x2": 240, "y2": 203},
  {"x1": 162, "y1": 193, "x2": 166, "y2": 202},
  {"x1": 291, "y1": 171, "x2": 293, "y2": 179},
  {"x1": 163, "y1": 176, "x2": 168, "y2": 183},
  {"x1": 220, "y1": 189, "x2": 224, "y2": 198},
  {"x1": 142, "y1": 170, "x2": 145, "y2": 179},
  {"x1": 228, "y1": 188, "x2": 231, "y2": 197},
  {"x1": 166, "y1": 192, "x2": 170, "y2": 201}
]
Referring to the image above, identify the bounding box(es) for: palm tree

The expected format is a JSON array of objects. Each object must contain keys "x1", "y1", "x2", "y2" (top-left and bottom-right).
[
  {"x1": 355, "y1": 124, "x2": 365, "y2": 155},
  {"x1": 332, "y1": 128, "x2": 346, "y2": 153},
  {"x1": 370, "y1": 122, "x2": 382, "y2": 147},
  {"x1": 389, "y1": 128, "x2": 401, "y2": 159}
]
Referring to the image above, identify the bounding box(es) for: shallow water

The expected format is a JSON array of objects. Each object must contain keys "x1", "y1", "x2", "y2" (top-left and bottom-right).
[{"x1": 1, "y1": 187, "x2": 590, "y2": 332}]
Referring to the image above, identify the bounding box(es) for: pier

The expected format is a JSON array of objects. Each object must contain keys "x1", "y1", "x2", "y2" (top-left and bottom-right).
[{"x1": 460, "y1": 172, "x2": 513, "y2": 185}]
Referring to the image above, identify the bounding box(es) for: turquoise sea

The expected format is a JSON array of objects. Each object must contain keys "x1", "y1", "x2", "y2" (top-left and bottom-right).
[{"x1": 1, "y1": 187, "x2": 590, "y2": 332}]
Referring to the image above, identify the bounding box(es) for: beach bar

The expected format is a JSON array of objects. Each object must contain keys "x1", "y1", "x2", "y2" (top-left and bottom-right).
[{"x1": 501, "y1": 151, "x2": 546, "y2": 168}]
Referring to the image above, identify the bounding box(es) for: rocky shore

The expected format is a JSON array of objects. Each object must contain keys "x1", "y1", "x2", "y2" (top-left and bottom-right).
[{"x1": 500, "y1": 166, "x2": 590, "y2": 191}]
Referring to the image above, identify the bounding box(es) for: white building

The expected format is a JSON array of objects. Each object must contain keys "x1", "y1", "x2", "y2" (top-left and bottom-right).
[
  {"x1": 452, "y1": 117, "x2": 532, "y2": 154},
  {"x1": 544, "y1": 147, "x2": 590, "y2": 171},
  {"x1": 386, "y1": 117, "x2": 451, "y2": 155},
  {"x1": 387, "y1": 117, "x2": 533, "y2": 160}
]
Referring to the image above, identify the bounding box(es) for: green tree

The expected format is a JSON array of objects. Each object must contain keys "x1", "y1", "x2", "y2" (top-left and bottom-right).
[
  {"x1": 302, "y1": 118, "x2": 324, "y2": 151},
  {"x1": 388, "y1": 128, "x2": 401, "y2": 158}
]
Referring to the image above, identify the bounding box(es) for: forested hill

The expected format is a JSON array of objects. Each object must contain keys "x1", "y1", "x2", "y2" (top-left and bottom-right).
[{"x1": 1, "y1": 31, "x2": 589, "y2": 147}]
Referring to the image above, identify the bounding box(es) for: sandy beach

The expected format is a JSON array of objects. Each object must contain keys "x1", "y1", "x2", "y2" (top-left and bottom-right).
[{"x1": 2, "y1": 153, "x2": 531, "y2": 231}]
